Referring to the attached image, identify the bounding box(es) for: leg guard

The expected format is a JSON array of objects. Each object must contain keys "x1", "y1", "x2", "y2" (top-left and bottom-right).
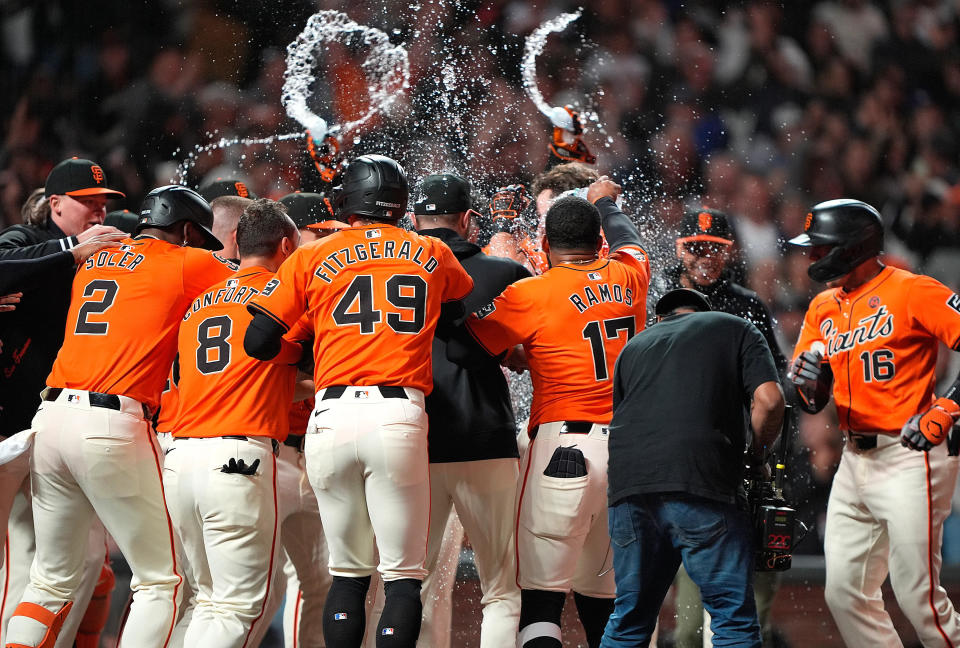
[
  {"x1": 323, "y1": 576, "x2": 370, "y2": 648},
  {"x1": 518, "y1": 589, "x2": 565, "y2": 648},
  {"x1": 74, "y1": 559, "x2": 115, "y2": 648},
  {"x1": 5, "y1": 601, "x2": 73, "y2": 648},
  {"x1": 377, "y1": 578, "x2": 422, "y2": 648},
  {"x1": 573, "y1": 592, "x2": 614, "y2": 648}
]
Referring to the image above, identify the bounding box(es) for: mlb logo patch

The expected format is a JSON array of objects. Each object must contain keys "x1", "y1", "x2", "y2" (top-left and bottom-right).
[
  {"x1": 588, "y1": 272, "x2": 601, "y2": 280},
  {"x1": 475, "y1": 302, "x2": 496, "y2": 319},
  {"x1": 425, "y1": 203, "x2": 436, "y2": 212},
  {"x1": 67, "y1": 394, "x2": 81, "y2": 404},
  {"x1": 601, "y1": 427, "x2": 609, "y2": 436},
  {"x1": 334, "y1": 612, "x2": 348, "y2": 620},
  {"x1": 365, "y1": 229, "x2": 381, "y2": 239},
  {"x1": 382, "y1": 628, "x2": 395, "y2": 636},
  {"x1": 354, "y1": 390, "x2": 369, "y2": 399},
  {"x1": 949, "y1": 293, "x2": 960, "y2": 315},
  {"x1": 120, "y1": 244, "x2": 133, "y2": 253},
  {"x1": 226, "y1": 278, "x2": 239, "y2": 288}
]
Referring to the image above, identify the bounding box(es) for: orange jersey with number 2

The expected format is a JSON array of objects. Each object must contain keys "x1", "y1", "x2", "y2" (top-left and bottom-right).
[
  {"x1": 794, "y1": 266, "x2": 960, "y2": 432},
  {"x1": 47, "y1": 237, "x2": 236, "y2": 410}
]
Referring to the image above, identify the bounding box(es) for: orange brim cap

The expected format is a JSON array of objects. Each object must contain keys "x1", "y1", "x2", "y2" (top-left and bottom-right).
[
  {"x1": 677, "y1": 234, "x2": 733, "y2": 245},
  {"x1": 66, "y1": 187, "x2": 126, "y2": 198},
  {"x1": 307, "y1": 220, "x2": 349, "y2": 231}
]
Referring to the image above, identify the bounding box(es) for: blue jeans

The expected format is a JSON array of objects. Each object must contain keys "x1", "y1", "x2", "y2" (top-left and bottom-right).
[{"x1": 600, "y1": 493, "x2": 760, "y2": 648}]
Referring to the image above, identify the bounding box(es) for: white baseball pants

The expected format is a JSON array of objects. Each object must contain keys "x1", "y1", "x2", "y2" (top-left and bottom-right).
[
  {"x1": 424, "y1": 459, "x2": 521, "y2": 647},
  {"x1": 163, "y1": 435, "x2": 280, "y2": 648},
  {"x1": 305, "y1": 386, "x2": 429, "y2": 581},
  {"x1": 824, "y1": 433, "x2": 960, "y2": 647},
  {"x1": 255, "y1": 442, "x2": 330, "y2": 648},
  {"x1": 515, "y1": 421, "x2": 614, "y2": 597},
  {"x1": 4, "y1": 390, "x2": 181, "y2": 648}
]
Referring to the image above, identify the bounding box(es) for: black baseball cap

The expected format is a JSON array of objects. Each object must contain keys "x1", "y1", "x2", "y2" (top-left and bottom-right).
[
  {"x1": 655, "y1": 288, "x2": 713, "y2": 316},
  {"x1": 199, "y1": 178, "x2": 255, "y2": 202},
  {"x1": 279, "y1": 192, "x2": 338, "y2": 229},
  {"x1": 412, "y1": 174, "x2": 471, "y2": 215},
  {"x1": 677, "y1": 207, "x2": 733, "y2": 245},
  {"x1": 104, "y1": 209, "x2": 138, "y2": 235},
  {"x1": 44, "y1": 158, "x2": 125, "y2": 199}
]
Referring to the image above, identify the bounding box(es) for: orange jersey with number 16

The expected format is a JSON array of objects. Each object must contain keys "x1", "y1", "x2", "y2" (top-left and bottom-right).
[
  {"x1": 46, "y1": 237, "x2": 236, "y2": 410},
  {"x1": 466, "y1": 244, "x2": 650, "y2": 432},
  {"x1": 248, "y1": 224, "x2": 473, "y2": 394},
  {"x1": 793, "y1": 266, "x2": 960, "y2": 432}
]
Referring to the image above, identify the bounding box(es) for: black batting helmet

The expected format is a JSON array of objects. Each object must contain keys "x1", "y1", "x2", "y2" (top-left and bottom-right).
[
  {"x1": 333, "y1": 155, "x2": 408, "y2": 222},
  {"x1": 788, "y1": 199, "x2": 883, "y2": 283},
  {"x1": 136, "y1": 185, "x2": 223, "y2": 251}
]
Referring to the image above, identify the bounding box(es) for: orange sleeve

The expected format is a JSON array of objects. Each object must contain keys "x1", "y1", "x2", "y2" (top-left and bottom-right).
[
  {"x1": 908, "y1": 275, "x2": 960, "y2": 350},
  {"x1": 611, "y1": 244, "x2": 651, "y2": 283},
  {"x1": 465, "y1": 281, "x2": 538, "y2": 356},
  {"x1": 247, "y1": 249, "x2": 310, "y2": 331},
  {"x1": 439, "y1": 243, "x2": 474, "y2": 302}
]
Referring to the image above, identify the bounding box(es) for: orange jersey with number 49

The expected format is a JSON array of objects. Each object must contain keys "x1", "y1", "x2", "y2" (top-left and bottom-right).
[
  {"x1": 794, "y1": 266, "x2": 960, "y2": 432},
  {"x1": 46, "y1": 237, "x2": 236, "y2": 410},
  {"x1": 248, "y1": 224, "x2": 473, "y2": 394},
  {"x1": 466, "y1": 244, "x2": 650, "y2": 432}
]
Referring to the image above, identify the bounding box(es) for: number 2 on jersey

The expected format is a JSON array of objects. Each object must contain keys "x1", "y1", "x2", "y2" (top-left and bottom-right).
[
  {"x1": 332, "y1": 274, "x2": 426, "y2": 334},
  {"x1": 75, "y1": 279, "x2": 119, "y2": 335},
  {"x1": 582, "y1": 316, "x2": 636, "y2": 381}
]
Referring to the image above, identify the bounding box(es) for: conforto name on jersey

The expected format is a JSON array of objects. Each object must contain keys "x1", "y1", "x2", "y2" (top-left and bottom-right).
[
  {"x1": 312, "y1": 238, "x2": 439, "y2": 284},
  {"x1": 568, "y1": 283, "x2": 635, "y2": 314},
  {"x1": 182, "y1": 280, "x2": 260, "y2": 322}
]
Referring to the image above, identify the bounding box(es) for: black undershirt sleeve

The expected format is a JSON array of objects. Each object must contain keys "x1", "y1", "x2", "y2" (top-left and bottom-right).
[{"x1": 243, "y1": 311, "x2": 288, "y2": 361}]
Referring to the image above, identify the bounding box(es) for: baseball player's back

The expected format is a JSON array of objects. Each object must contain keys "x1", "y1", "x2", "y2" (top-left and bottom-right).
[
  {"x1": 5, "y1": 185, "x2": 235, "y2": 648},
  {"x1": 244, "y1": 152, "x2": 473, "y2": 648},
  {"x1": 251, "y1": 224, "x2": 473, "y2": 392},
  {"x1": 462, "y1": 188, "x2": 649, "y2": 648},
  {"x1": 47, "y1": 238, "x2": 236, "y2": 410}
]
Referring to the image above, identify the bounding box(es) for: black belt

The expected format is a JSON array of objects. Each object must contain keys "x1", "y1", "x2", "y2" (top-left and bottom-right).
[
  {"x1": 43, "y1": 387, "x2": 150, "y2": 419},
  {"x1": 847, "y1": 433, "x2": 878, "y2": 451},
  {"x1": 529, "y1": 421, "x2": 594, "y2": 440},
  {"x1": 178, "y1": 434, "x2": 280, "y2": 454},
  {"x1": 321, "y1": 385, "x2": 407, "y2": 400},
  {"x1": 284, "y1": 433, "x2": 304, "y2": 451}
]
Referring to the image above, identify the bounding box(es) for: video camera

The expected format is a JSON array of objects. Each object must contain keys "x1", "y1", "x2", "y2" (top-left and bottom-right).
[{"x1": 745, "y1": 406, "x2": 808, "y2": 572}]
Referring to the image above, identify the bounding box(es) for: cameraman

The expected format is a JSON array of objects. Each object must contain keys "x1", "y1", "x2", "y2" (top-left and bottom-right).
[{"x1": 600, "y1": 289, "x2": 784, "y2": 648}]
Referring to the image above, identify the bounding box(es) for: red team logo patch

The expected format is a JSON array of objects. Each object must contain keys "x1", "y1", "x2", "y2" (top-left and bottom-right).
[
  {"x1": 869, "y1": 296, "x2": 880, "y2": 308},
  {"x1": 698, "y1": 211, "x2": 712, "y2": 232}
]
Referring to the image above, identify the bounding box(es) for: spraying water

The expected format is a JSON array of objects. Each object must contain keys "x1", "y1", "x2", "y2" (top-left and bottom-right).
[
  {"x1": 173, "y1": 10, "x2": 409, "y2": 184},
  {"x1": 521, "y1": 9, "x2": 593, "y2": 125}
]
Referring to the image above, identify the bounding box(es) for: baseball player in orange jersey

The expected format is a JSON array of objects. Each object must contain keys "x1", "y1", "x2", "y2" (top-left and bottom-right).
[
  {"x1": 244, "y1": 154, "x2": 473, "y2": 648},
  {"x1": 456, "y1": 179, "x2": 650, "y2": 648},
  {"x1": 164, "y1": 199, "x2": 303, "y2": 646},
  {"x1": 3, "y1": 185, "x2": 235, "y2": 648},
  {"x1": 788, "y1": 199, "x2": 960, "y2": 647}
]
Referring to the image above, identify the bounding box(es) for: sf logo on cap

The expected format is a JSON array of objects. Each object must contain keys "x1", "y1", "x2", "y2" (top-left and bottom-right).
[
  {"x1": 698, "y1": 211, "x2": 712, "y2": 232},
  {"x1": 235, "y1": 182, "x2": 249, "y2": 198},
  {"x1": 804, "y1": 213, "x2": 813, "y2": 231},
  {"x1": 91, "y1": 165, "x2": 105, "y2": 184}
]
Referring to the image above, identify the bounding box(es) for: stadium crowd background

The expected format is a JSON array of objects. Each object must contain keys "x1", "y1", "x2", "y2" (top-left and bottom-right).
[{"x1": 3, "y1": 0, "x2": 960, "y2": 563}]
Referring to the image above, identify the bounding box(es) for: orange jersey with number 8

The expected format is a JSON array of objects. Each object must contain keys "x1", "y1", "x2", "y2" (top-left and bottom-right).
[
  {"x1": 46, "y1": 237, "x2": 236, "y2": 410},
  {"x1": 466, "y1": 245, "x2": 650, "y2": 432},
  {"x1": 247, "y1": 224, "x2": 473, "y2": 394},
  {"x1": 173, "y1": 268, "x2": 300, "y2": 440},
  {"x1": 793, "y1": 266, "x2": 960, "y2": 432}
]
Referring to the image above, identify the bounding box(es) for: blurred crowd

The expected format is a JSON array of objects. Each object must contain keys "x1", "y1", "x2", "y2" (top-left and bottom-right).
[{"x1": 5, "y1": 0, "x2": 960, "y2": 556}]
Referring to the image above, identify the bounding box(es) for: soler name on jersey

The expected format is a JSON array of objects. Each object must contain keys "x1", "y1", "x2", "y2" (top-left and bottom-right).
[
  {"x1": 84, "y1": 247, "x2": 146, "y2": 271},
  {"x1": 312, "y1": 237, "x2": 439, "y2": 284},
  {"x1": 568, "y1": 282, "x2": 634, "y2": 314},
  {"x1": 183, "y1": 280, "x2": 260, "y2": 322}
]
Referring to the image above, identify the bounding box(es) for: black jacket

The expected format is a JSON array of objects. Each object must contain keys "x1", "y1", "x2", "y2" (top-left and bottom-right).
[
  {"x1": 0, "y1": 220, "x2": 79, "y2": 437},
  {"x1": 418, "y1": 227, "x2": 530, "y2": 463},
  {"x1": 663, "y1": 265, "x2": 787, "y2": 376}
]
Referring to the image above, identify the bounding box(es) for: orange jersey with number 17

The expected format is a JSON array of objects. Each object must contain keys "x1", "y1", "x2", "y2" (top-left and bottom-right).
[
  {"x1": 466, "y1": 244, "x2": 650, "y2": 432},
  {"x1": 793, "y1": 266, "x2": 960, "y2": 432},
  {"x1": 248, "y1": 224, "x2": 473, "y2": 394},
  {"x1": 46, "y1": 237, "x2": 236, "y2": 410}
]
